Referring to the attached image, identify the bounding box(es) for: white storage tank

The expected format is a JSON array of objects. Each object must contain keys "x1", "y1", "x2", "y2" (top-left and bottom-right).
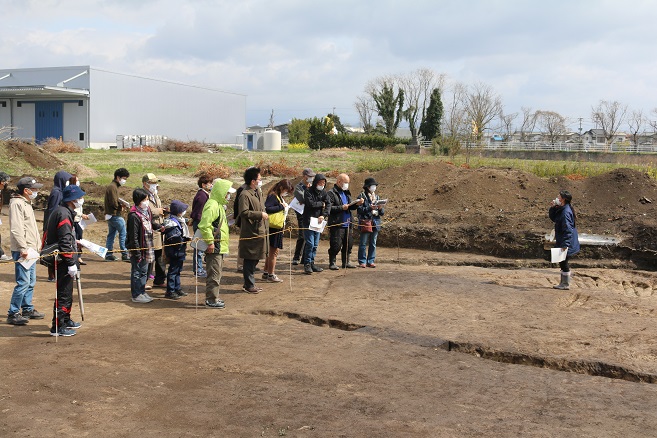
[{"x1": 263, "y1": 129, "x2": 282, "y2": 151}]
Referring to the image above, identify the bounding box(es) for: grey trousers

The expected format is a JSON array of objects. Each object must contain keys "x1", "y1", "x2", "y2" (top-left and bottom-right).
[{"x1": 205, "y1": 253, "x2": 224, "y2": 302}]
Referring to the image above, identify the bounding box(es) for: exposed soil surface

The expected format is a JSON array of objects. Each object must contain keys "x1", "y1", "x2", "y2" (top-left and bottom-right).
[{"x1": 2, "y1": 146, "x2": 657, "y2": 436}]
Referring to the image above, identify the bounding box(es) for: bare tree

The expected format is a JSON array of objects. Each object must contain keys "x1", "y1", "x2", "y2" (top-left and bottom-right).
[
  {"x1": 463, "y1": 82, "x2": 502, "y2": 140},
  {"x1": 498, "y1": 110, "x2": 517, "y2": 141},
  {"x1": 268, "y1": 109, "x2": 275, "y2": 129},
  {"x1": 649, "y1": 108, "x2": 657, "y2": 133},
  {"x1": 354, "y1": 94, "x2": 375, "y2": 133},
  {"x1": 397, "y1": 68, "x2": 446, "y2": 144},
  {"x1": 518, "y1": 107, "x2": 537, "y2": 143},
  {"x1": 442, "y1": 81, "x2": 468, "y2": 139},
  {"x1": 591, "y1": 100, "x2": 627, "y2": 145},
  {"x1": 626, "y1": 109, "x2": 645, "y2": 146},
  {"x1": 536, "y1": 110, "x2": 567, "y2": 145}
]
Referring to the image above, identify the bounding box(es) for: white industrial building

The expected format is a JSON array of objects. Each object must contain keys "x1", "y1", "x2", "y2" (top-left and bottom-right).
[{"x1": 0, "y1": 66, "x2": 246, "y2": 149}]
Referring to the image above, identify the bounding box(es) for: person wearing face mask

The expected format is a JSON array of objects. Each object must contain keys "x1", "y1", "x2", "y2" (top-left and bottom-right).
[
  {"x1": 43, "y1": 170, "x2": 73, "y2": 281},
  {"x1": 291, "y1": 168, "x2": 315, "y2": 265},
  {"x1": 357, "y1": 177, "x2": 385, "y2": 268},
  {"x1": 190, "y1": 175, "x2": 213, "y2": 277},
  {"x1": 198, "y1": 178, "x2": 236, "y2": 308},
  {"x1": 233, "y1": 166, "x2": 261, "y2": 274},
  {"x1": 238, "y1": 167, "x2": 269, "y2": 293},
  {"x1": 162, "y1": 200, "x2": 191, "y2": 299},
  {"x1": 302, "y1": 173, "x2": 330, "y2": 275},
  {"x1": 326, "y1": 174, "x2": 364, "y2": 270},
  {"x1": 127, "y1": 188, "x2": 165, "y2": 304},
  {"x1": 104, "y1": 168, "x2": 131, "y2": 262},
  {"x1": 549, "y1": 190, "x2": 580, "y2": 290},
  {"x1": 263, "y1": 179, "x2": 294, "y2": 282},
  {"x1": 68, "y1": 175, "x2": 90, "y2": 265},
  {"x1": 6, "y1": 177, "x2": 45, "y2": 326},
  {"x1": 0, "y1": 172, "x2": 12, "y2": 262},
  {"x1": 44, "y1": 184, "x2": 86, "y2": 336},
  {"x1": 142, "y1": 173, "x2": 166, "y2": 289}
]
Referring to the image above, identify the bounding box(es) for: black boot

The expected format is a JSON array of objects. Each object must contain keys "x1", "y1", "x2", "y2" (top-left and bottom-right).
[
  {"x1": 304, "y1": 264, "x2": 313, "y2": 275},
  {"x1": 311, "y1": 263, "x2": 323, "y2": 272},
  {"x1": 329, "y1": 257, "x2": 339, "y2": 270}
]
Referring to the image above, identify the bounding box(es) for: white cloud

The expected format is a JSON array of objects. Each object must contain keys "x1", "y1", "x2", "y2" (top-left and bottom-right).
[{"x1": 2, "y1": 0, "x2": 657, "y2": 128}]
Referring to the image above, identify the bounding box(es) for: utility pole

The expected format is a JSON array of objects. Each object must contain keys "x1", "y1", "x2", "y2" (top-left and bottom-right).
[{"x1": 578, "y1": 117, "x2": 583, "y2": 135}]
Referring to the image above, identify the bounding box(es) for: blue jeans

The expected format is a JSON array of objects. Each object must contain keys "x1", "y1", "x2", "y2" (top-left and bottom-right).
[
  {"x1": 358, "y1": 229, "x2": 379, "y2": 265},
  {"x1": 192, "y1": 220, "x2": 205, "y2": 274},
  {"x1": 130, "y1": 256, "x2": 149, "y2": 298},
  {"x1": 167, "y1": 256, "x2": 184, "y2": 293},
  {"x1": 8, "y1": 251, "x2": 37, "y2": 315},
  {"x1": 303, "y1": 229, "x2": 320, "y2": 265},
  {"x1": 106, "y1": 215, "x2": 127, "y2": 256}
]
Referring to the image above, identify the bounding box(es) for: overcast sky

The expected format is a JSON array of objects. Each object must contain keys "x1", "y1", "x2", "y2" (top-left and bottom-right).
[{"x1": 2, "y1": 0, "x2": 656, "y2": 132}]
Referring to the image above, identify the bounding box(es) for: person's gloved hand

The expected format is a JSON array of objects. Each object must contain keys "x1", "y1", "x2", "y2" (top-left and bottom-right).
[
  {"x1": 68, "y1": 265, "x2": 78, "y2": 278},
  {"x1": 372, "y1": 210, "x2": 379, "y2": 216}
]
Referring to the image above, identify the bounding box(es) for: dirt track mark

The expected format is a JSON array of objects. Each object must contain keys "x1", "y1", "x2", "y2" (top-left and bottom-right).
[
  {"x1": 256, "y1": 309, "x2": 657, "y2": 384},
  {"x1": 578, "y1": 272, "x2": 657, "y2": 297}
]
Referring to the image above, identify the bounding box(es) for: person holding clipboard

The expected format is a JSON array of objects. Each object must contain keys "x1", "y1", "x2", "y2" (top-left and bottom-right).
[
  {"x1": 356, "y1": 177, "x2": 386, "y2": 268},
  {"x1": 326, "y1": 174, "x2": 364, "y2": 270},
  {"x1": 549, "y1": 190, "x2": 580, "y2": 290}
]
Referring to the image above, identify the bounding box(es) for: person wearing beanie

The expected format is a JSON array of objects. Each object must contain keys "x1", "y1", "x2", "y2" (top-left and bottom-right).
[
  {"x1": 356, "y1": 177, "x2": 385, "y2": 268},
  {"x1": 190, "y1": 174, "x2": 213, "y2": 277},
  {"x1": 127, "y1": 188, "x2": 164, "y2": 304},
  {"x1": 44, "y1": 183, "x2": 86, "y2": 336},
  {"x1": 162, "y1": 200, "x2": 191, "y2": 299},
  {"x1": 43, "y1": 170, "x2": 73, "y2": 280}
]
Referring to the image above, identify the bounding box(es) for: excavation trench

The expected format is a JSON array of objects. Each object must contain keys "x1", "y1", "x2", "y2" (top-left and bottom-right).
[{"x1": 254, "y1": 310, "x2": 657, "y2": 384}]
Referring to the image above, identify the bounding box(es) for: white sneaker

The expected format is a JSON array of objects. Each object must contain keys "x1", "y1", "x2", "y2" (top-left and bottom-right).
[
  {"x1": 131, "y1": 294, "x2": 152, "y2": 303},
  {"x1": 142, "y1": 292, "x2": 154, "y2": 302},
  {"x1": 0, "y1": 255, "x2": 12, "y2": 261}
]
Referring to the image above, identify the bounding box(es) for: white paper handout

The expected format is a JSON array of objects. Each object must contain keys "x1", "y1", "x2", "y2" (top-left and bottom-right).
[
  {"x1": 18, "y1": 247, "x2": 40, "y2": 270},
  {"x1": 374, "y1": 199, "x2": 388, "y2": 206},
  {"x1": 289, "y1": 197, "x2": 304, "y2": 215},
  {"x1": 79, "y1": 239, "x2": 108, "y2": 259},
  {"x1": 551, "y1": 247, "x2": 568, "y2": 263},
  {"x1": 190, "y1": 229, "x2": 209, "y2": 252},
  {"x1": 79, "y1": 213, "x2": 97, "y2": 230},
  {"x1": 309, "y1": 217, "x2": 327, "y2": 233},
  {"x1": 104, "y1": 214, "x2": 112, "y2": 220}
]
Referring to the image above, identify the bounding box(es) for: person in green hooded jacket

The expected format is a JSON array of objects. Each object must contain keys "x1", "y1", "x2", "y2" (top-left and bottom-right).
[{"x1": 197, "y1": 178, "x2": 236, "y2": 308}]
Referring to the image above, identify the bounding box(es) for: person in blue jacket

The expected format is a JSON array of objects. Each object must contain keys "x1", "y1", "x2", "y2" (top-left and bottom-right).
[
  {"x1": 163, "y1": 200, "x2": 191, "y2": 300},
  {"x1": 548, "y1": 190, "x2": 580, "y2": 290}
]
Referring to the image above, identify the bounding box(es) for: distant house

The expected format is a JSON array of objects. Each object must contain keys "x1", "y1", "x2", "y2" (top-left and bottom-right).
[{"x1": 582, "y1": 129, "x2": 626, "y2": 146}]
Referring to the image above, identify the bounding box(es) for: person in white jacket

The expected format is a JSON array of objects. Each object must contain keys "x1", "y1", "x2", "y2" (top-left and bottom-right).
[{"x1": 7, "y1": 177, "x2": 45, "y2": 326}]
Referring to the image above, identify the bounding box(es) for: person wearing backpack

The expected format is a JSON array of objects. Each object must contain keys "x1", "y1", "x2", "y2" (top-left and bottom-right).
[{"x1": 263, "y1": 179, "x2": 294, "y2": 282}]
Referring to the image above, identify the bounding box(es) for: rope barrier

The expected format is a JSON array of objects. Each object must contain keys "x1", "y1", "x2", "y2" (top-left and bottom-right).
[{"x1": 0, "y1": 216, "x2": 399, "y2": 265}]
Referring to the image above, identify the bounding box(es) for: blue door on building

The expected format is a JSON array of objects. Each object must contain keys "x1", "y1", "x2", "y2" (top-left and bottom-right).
[
  {"x1": 35, "y1": 101, "x2": 63, "y2": 143},
  {"x1": 247, "y1": 134, "x2": 254, "y2": 151}
]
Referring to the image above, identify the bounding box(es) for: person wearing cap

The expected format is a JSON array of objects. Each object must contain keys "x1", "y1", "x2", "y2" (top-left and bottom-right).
[
  {"x1": 190, "y1": 174, "x2": 214, "y2": 277},
  {"x1": 326, "y1": 174, "x2": 364, "y2": 270},
  {"x1": 104, "y1": 168, "x2": 131, "y2": 261},
  {"x1": 127, "y1": 188, "x2": 165, "y2": 304},
  {"x1": 0, "y1": 171, "x2": 11, "y2": 262},
  {"x1": 142, "y1": 173, "x2": 166, "y2": 288},
  {"x1": 45, "y1": 183, "x2": 86, "y2": 336},
  {"x1": 302, "y1": 173, "x2": 330, "y2": 275},
  {"x1": 238, "y1": 167, "x2": 269, "y2": 294},
  {"x1": 6, "y1": 177, "x2": 45, "y2": 326},
  {"x1": 357, "y1": 177, "x2": 385, "y2": 268},
  {"x1": 198, "y1": 178, "x2": 236, "y2": 308},
  {"x1": 291, "y1": 168, "x2": 315, "y2": 265},
  {"x1": 162, "y1": 200, "x2": 191, "y2": 300}
]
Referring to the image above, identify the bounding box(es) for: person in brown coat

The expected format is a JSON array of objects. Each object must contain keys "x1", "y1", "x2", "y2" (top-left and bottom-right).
[{"x1": 238, "y1": 167, "x2": 269, "y2": 294}]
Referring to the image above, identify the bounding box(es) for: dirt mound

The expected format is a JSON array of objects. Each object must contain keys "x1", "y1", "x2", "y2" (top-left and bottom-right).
[
  {"x1": 360, "y1": 163, "x2": 657, "y2": 266},
  {"x1": 4, "y1": 140, "x2": 66, "y2": 170}
]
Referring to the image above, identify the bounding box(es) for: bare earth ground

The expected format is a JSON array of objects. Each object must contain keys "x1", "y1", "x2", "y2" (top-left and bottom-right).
[
  {"x1": 2, "y1": 230, "x2": 657, "y2": 436},
  {"x1": 3, "y1": 145, "x2": 657, "y2": 436}
]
